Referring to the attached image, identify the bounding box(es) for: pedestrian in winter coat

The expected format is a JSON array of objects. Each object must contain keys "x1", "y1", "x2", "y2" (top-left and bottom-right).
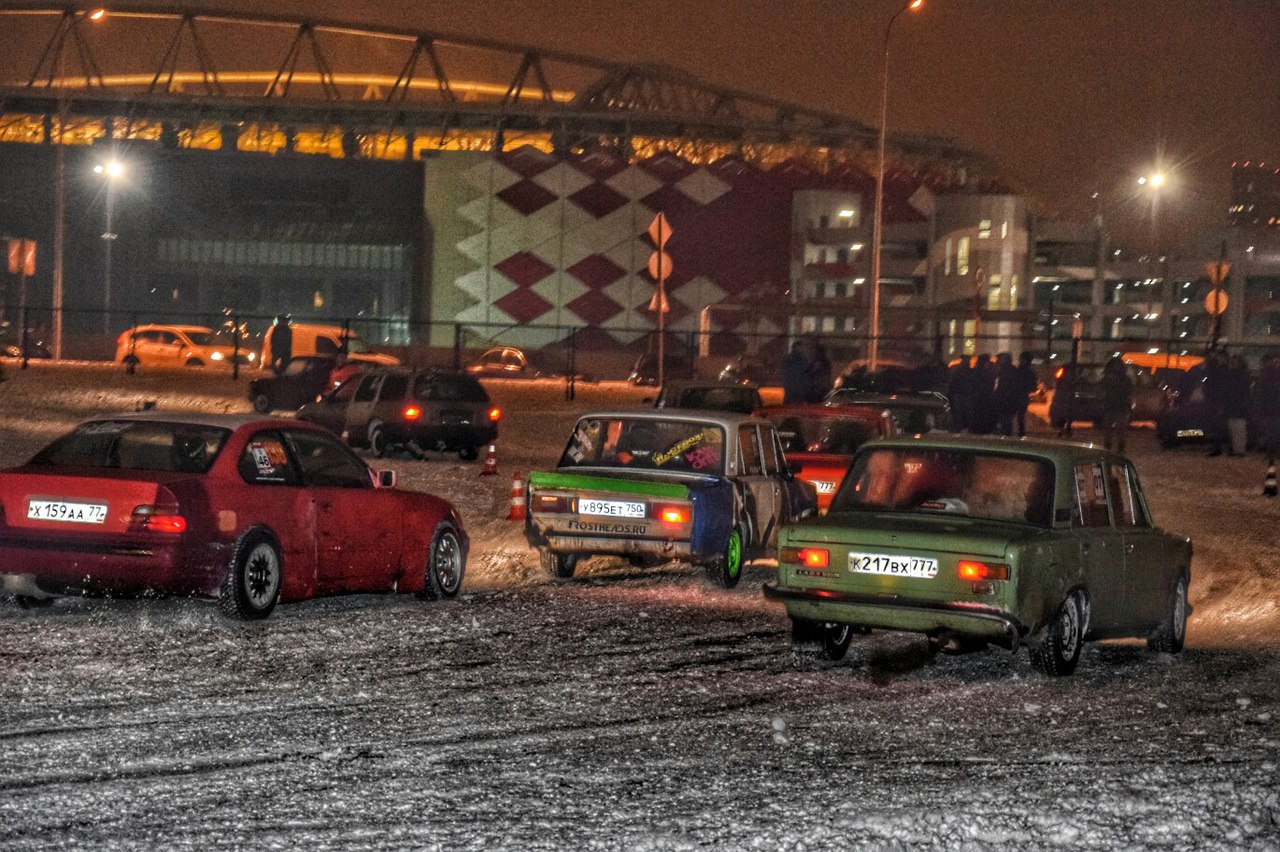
[
  {"x1": 1013, "y1": 352, "x2": 1039, "y2": 436},
  {"x1": 1099, "y1": 356, "x2": 1134, "y2": 453},
  {"x1": 781, "y1": 341, "x2": 809, "y2": 404},
  {"x1": 1254, "y1": 354, "x2": 1280, "y2": 460},
  {"x1": 1219, "y1": 355, "x2": 1253, "y2": 456},
  {"x1": 993, "y1": 353, "x2": 1023, "y2": 436},
  {"x1": 947, "y1": 358, "x2": 976, "y2": 432},
  {"x1": 1203, "y1": 351, "x2": 1231, "y2": 456},
  {"x1": 969, "y1": 354, "x2": 998, "y2": 435},
  {"x1": 807, "y1": 343, "x2": 833, "y2": 403},
  {"x1": 269, "y1": 314, "x2": 293, "y2": 375}
]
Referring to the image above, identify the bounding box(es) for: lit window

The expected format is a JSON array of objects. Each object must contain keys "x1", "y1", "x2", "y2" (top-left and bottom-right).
[
  {"x1": 944, "y1": 239, "x2": 952, "y2": 275},
  {"x1": 957, "y1": 237, "x2": 970, "y2": 276},
  {"x1": 987, "y1": 285, "x2": 1001, "y2": 310},
  {"x1": 1001, "y1": 221, "x2": 1009, "y2": 239},
  {"x1": 978, "y1": 219, "x2": 992, "y2": 239},
  {"x1": 821, "y1": 316, "x2": 836, "y2": 333},
  {"x1": 838, "y1": 209, "x2": 856, "y2": 220}
]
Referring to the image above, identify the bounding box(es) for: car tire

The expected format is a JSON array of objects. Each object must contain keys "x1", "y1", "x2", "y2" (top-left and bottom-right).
[
  {"x1": 791, "y1": 618, "x2": 853, "y2": 661},
  {"x1": 122, "y1": 354, "x2": 140, "y2": 366},
  {"x1": 219, "y1": 529, "x2": 281, "y2": 621},
  {"x1": 541, "y1": 550, "x2": 577, "y2": 579},
  {"x1": 252, "y1": 392, "x2": 272, "y2": 414},
  {"x1": 418, "y1": 524, "x2": 464, "y2": 601},
  {"x1": 1147, "y1": 573, "x2": 1188, "y2": 654},
  {"x1": 706, "y1": 527, "x2": 744, "y2": 589},
  {"x1": 368, "y1": 421, "x2": 387, "y2": 458},
  {"x1": 458, "y1": 445, "x2": 480, "y2": 461},
  {"x1": 1029, "y1": 592, "x2": 1085, "y2": 676},
  {"x1": 185, "y1": 358, "x2": 204, "y2": 368}
]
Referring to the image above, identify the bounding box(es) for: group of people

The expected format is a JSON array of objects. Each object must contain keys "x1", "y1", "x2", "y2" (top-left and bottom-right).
[
  {"x1": 781, "y1": 340, "x2": 834, "y2": 404},
  {"x1": 948, "y1": 352, "x2": 1040, "y2": 438},
  {"x1": 1196, "y1": 350, "x2": 1280, "y2": 459}
]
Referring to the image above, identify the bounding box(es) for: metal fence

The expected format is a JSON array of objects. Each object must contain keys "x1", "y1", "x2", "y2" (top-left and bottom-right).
[{"x1": 6, "y1": 303, "x2": 1280, "y2": 387}]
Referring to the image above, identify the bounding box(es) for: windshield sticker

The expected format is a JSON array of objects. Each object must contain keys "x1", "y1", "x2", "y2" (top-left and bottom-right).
[
  {"x1": 249, "y1": 440, "x2": 289, "y2": 479},
  {"x1": 686, "y1": 445, "x2": 719, "y2": 470},
  {"x1": 655, "y1": 432, "x2": 707, "y2": 466}
]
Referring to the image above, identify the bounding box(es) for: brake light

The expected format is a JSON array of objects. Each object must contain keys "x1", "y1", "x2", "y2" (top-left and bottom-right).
[
  {"x1": 656, "y1": 505, "x2": 689, "y2": 524},
  {"x1": 957, "y1": 560, "x2": 1009, "y2": 581},
  {"x1": 489, "y1": 407, "x2": 501, "y2": 422},
  {"x1": 800, "y1": 548, "x2": 829, "y2": 568},
  {"x1": 130, "y1": 505, "x2": 187, "y2": 534},
  {"x1": 403, "y1": 405, "x2": 422, "y2": 421},
  {"x1": 533, "y1": 493, "x2": 571, "y2": 513},
  {"x1": 1054, "y1": 367, "x2": 1065, "y2": 381}
]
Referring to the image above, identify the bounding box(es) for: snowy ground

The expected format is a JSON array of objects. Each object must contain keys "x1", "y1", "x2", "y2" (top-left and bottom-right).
[{"x1": 1, "y1": 361, "x2": 1278, "y2": 849}]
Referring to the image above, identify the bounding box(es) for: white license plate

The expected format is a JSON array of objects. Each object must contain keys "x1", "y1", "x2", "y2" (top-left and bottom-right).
[
  {"x1": 812, "y1": 480, "x2": 837, "y2": 494},
  {"x1": 579, "y1": 498, "x2": 646, "y2": 519},
  {"x1": 1176, "y1": 429, "x2": 1204, "y2": 438},
  {"x1": 849, "y1": 551, "x2": 938, "y2": 579},
  {"x1": 27, "y1": 499, "x2": 108, "y2": 525}
]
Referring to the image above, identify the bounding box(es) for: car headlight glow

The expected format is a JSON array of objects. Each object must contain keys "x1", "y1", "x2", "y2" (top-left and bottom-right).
[{"x1": 210, "y1": 351, "x2": 224, "y2": 361}]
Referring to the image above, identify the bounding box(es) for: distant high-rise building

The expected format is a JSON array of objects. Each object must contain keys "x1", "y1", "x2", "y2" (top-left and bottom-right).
[{"x1": 1228, "y1": 162, "x2": 1280, "y2": 228}]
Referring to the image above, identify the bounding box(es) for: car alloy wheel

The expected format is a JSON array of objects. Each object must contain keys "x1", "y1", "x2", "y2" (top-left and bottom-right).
[
  {"x1": 420, "y1": 525, "x2": 464, "y2": 600},
  {"x1": 368, "y1": 422, "x2": 387, "y2": 458},
  {"x1": 219, "y1": 530, "x2": 281, "y2": 621},
  {"x1": 252, "y1": 393, "x2": 272, "y2": 414}
]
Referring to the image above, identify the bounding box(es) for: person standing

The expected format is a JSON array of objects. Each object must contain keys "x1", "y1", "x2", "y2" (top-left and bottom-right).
[
  {"x1": 807, "y1": 342, "x2": 832, "y2": 403},
  {"x1": 970, "y1": 354, "x2": 998, "y2": 435},
  {"x1": 269, "y1": 314, "x2": 293, "y2": 375},
  {"x1": 1099, "y1": 355, "x2": 1134, "y2": 453},
  {"x1": 1013, "y1": 352, "x2": 1039, "y2": 437},
  {"x1": 1203, "y1": 350, "x2": 1229, "y2": 456},
  {"x1": 947, "y1": 357, "x2": 976, "y2": 432},
  {"x1": 1221, "y1": 355, "x2": 1253, "y2": 456},
  {"x1": 993, "y1": 353, "x2": 1022, "y2": 436},
  {"x1": 781, "y1": 340, "x2": 809, "y2": 404},
  {"x1": 1253, "y1": 354, "x2": 1280, "y2": 495}
]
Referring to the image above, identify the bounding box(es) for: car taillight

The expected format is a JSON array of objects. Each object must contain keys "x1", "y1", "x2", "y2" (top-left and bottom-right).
[
  {"x1": 533, "y1": 493, "x2": 571, "y2": 513},
  {"x1": 130, "y1": 505, "x2": 187, "y2": 534},
  {"x1": 1054, "y1": 367, "x2": 1065, "y2": 381},
  {"x1": 654, "y1": 505, "x2": 689, "y2": 524},
  {"x1": 957, "y1": 560, "x2": 1009, "y2": 581},
  {"x1": 489, "y1": 407, "x2": 501, "y2": 422},
  {"x1": 779, "y1": 546, "x2": 829, "y2": 568},
  {"x1": 403, "y1": 405, "x2": 422, "y2": 421}
]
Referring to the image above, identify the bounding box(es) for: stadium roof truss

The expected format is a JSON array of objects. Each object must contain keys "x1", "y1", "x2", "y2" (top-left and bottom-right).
[{"x1": 0, "y1": 2, "x2": 990, "y2": 168}]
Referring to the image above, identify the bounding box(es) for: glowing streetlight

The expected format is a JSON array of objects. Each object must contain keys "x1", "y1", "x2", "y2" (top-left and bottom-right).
[
  {"x1": 89, "y1": 9, "x2": 106, "y2": 21},
  {"x1": 868, "y1": 0, "x2": 923, "y2": 370},
  {"x1": 96, "y1": 159, "x2": 125, "y2": 334}
]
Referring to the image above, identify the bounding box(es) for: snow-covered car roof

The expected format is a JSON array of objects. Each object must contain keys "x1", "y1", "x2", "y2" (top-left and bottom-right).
[
  {"x1": 79, "y1": 412, "x2": 307, "y2": 431},
  {"x1": 572, "y1": 409, "x2": 772, "y2": 431}
]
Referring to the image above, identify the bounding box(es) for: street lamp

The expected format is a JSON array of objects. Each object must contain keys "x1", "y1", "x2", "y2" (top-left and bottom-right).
[
  {"x1": 94, "y1": 159, "x2": 124, "y2": 335},
  {"x1": 868, "y1": 0, "x2": 923, "y2": 370},
  {"x1": 1137, "y1": 170, "x2": 1174, "y2": 343}
]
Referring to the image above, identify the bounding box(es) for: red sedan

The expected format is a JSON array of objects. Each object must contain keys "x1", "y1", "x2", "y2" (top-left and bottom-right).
[
  {"x1": 0, "y1": 413, "x2": 467, "y2": 619},
  {"x1": 754, "y1": 404, "x2": 897, "y2": 512}
]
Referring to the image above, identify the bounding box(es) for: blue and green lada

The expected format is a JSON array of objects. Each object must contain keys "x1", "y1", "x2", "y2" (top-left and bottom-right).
[
  {"x1": 525, "y1": 411, "x2": 818, "y2": 587},
  {"x1": 764, "y1": 434, "x2": 1192, "y2": 676}
]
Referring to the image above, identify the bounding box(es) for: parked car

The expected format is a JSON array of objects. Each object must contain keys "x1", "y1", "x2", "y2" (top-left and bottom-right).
[
  {"x1": 525, "y1": 411, "x2": 817, "y2": 587},
  {"x1": 115, "y1": 324, "x2": 254, "y2": 369},
  {"x1": 1153, "y1": 367, "x2": 1250, "y2": 450},
  {"x1": 0, "y1": 413, "x2": 467, "y2": 618},
  {"x1": 0, "y1": 324, "x2": 52, "y2": 359},
  {"x1": 764, "y1": 434, "x2": 1192, "y2": 675},
  {"x1": 298, "y1": 368, "x2": 498, "y2": 460},
  {"x1": 247, "y1": 355, "x2": 340, "y2": 413},
  {"x1": 834, "y1": 358, "x2": 949, "y2": 394},
  {"x1": 260, "y1": 323, "x2": 400, "y2": 368},
  {"x1": 628, "y1": 348, "x2": 694, "y2": 386},
  {"x1": 1048, "y1": 362, "x2": 1172, "y2": 429},
  {"x1": 655, "y1": 380, "x2": 763, "y2": 414},
  {"x1": 755, "y1": 404, "x2": 897, "y2": 512},
  {"x1": 825, "y1": 389, "x2": 953, "y2": 434},
  {"x1": 717, "y1": 354, "x2": 780, "y2": 386},
  {"x1": 466, "y1": 346, "x2": 541, "y2": 379}
]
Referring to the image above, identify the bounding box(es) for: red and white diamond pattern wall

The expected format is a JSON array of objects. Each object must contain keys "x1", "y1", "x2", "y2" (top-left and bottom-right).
[{"x1": 432, "y1": 146, "x2": 796, "y2": 346}]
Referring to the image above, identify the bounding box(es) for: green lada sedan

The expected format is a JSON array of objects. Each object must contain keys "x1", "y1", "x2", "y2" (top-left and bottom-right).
[{"x1": 763, "y1": 435, "x2": 1192, "y2": 676}]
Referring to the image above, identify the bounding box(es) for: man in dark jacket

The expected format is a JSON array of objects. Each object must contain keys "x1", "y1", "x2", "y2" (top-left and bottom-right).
[
  {"x1": 1099, "y1": 356, "x2": 1134, "y2": 453},
  {"x1": 269, "y1": 315, "x2": 292, "y2": 375},
  {"x1": 781, "y1": 341, "x2": 809, "y2": 404},
  {"x1": 993, "y1": 353, "x2": 1022, "y2": 436}
]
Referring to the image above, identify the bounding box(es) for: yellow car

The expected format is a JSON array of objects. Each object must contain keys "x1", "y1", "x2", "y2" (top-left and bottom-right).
[{"x1": 115, "y1": 324, "x2": 254, "y2": 369}]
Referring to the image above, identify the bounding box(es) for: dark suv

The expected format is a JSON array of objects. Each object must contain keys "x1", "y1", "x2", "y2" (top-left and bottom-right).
[{"x1": 298, "y1": 368, "x2": 499, "y2": 460}]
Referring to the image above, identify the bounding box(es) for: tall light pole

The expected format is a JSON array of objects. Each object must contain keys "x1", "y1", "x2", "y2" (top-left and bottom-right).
[
  {"x1": 1137, "y1": 171, "x2": 1170, "y2": 342},
  {"x1": 94, "y1": 159, "x2": 124, "y2": 336},
  {"x1": 868, "y1": 0, "x2": 923, "y2": 370}
]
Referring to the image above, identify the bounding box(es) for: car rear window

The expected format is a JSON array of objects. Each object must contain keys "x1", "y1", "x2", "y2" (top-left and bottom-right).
[
  {"x1": 832, "y1": 448, "x2": 1055, "y2": 527},
  {"x1": 30, "y1": 420, "x2": 231, "y2": 474},
  {"x1": 414, "y1": 373, "x2": 488, "y2": 403},
  {"x1": 763, "y1": 412, "x2": 876, "y2": 455},
  {"x1": 560, "y1": 417, "x2": 725, "y2": 475}
]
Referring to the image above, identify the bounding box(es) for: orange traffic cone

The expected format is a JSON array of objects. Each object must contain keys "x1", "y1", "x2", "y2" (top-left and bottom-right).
[
  {"x1": 507, "y1": 471, "x2": 527, "y2": 520},
  {"x1": 1264, "y1": 458, "x2": 1277, "y2": 498},
  {"x1": 479, "y1": 443, "x2": 499, "y2": 476}
]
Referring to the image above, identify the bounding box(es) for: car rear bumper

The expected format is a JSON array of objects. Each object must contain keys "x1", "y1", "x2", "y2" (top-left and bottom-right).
[
  {"x1": 385, "y1": 423, "x2": 498, "y2": 449},
  {"x1": 0, "y1": 536, "x2": 226, "y2": 598},
  {"x1": 763, "y1": 582, "x2": 1024, "y2": 649},
  {"x1": 542, "y1": 533, "x2": 692, "y2": 560}
]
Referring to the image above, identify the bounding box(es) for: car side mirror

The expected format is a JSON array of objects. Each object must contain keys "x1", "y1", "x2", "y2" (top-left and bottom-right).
[{"x1": 376, "y1": 469, "x2": 397, "y2": 489}]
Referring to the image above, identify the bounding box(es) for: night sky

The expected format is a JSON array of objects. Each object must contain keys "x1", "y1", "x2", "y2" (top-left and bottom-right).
[{"x1": 12, "y1": 0, "x2": 1280, "y2": 248}]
